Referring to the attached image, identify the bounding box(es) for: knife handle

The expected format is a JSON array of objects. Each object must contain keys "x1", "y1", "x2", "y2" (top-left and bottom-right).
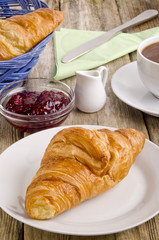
[{"x1": 117, "y1": 9, "x2": 158, "y2": 32}]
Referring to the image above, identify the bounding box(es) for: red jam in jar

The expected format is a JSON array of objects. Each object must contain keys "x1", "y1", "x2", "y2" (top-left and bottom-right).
[{"x1": 6, "y1": 90, "x2": 70, "y2": 115}]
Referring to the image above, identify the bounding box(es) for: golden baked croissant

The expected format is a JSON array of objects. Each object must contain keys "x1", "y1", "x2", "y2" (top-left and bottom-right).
[
  {"x1": 25, "y1": 127, "x2": 145, "y2": 220},
  {"x1": 0, "y1": 8, "x2": 64, "y2": 60}
]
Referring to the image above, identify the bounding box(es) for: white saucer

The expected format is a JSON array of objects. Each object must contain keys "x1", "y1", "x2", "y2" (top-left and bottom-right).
[{"x1": 111, "y1": 61, "x2": 159, "y2": 117}]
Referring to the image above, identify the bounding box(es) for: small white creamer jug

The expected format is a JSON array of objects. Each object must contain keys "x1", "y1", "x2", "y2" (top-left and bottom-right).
[{"x1": 75, "y1": 66, "x2": 108, "y2": 113}]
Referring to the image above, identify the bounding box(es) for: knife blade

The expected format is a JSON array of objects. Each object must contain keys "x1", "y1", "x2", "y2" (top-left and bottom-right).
[{"x1": 62, "y1": 9, "x2": 158, "y2": 63}]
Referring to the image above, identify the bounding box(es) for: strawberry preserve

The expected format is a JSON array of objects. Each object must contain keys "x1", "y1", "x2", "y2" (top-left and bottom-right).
[{"x1": 6, "y1": 90, "x2": 70, "y2": 115}]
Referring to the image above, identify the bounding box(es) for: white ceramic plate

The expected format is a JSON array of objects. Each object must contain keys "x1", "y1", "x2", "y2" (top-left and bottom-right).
[
  {"x1": 111, "y1": 61, "x2": 159, "y2": 117},
  {"x1": 0, "y1": 125, "x2": 159, "y2": 236}
]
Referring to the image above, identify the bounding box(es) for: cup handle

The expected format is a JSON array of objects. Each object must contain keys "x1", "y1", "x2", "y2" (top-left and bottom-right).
[{"x1": 97, "y1": 66, "x2": 108, "y2": 87}]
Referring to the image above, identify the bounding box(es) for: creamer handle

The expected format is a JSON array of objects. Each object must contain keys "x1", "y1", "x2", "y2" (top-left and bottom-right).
[{"x1": 97, "y1": 66, "x2": 108, "y2": 87}]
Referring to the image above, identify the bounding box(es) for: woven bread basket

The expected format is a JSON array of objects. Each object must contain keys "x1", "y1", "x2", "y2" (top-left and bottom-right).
[{"x1": 0, "y1": 0, "x2": 53, "y2": 89}]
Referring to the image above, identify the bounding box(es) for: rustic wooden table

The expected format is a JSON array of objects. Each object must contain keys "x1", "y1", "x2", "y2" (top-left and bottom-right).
[{"x1": 1, "y1": 0, "x2": 159, "y2": 239}]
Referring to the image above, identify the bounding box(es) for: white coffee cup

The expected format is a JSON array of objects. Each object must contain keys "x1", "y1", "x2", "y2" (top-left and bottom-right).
[{"x1": 137, "y1": 36, "x2": 159, "y2": 98}]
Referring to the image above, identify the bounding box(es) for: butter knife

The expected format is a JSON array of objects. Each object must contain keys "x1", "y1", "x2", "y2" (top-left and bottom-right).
[{"x1": 62, "y1": 9, "x2": 158, "y2": 63}]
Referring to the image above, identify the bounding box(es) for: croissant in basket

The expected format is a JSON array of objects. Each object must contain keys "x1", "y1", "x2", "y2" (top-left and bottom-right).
[
  {"x1": 0, "y1": 8, "x2": 64, "y2": 61},
  {"x1": 25, "y1": 127, "x2": 145, "y2": 220}
]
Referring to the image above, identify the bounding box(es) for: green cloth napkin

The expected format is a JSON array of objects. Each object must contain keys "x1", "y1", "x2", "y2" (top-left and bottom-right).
[{"x1": 53, "y1": 27, "x2": 159, "y2": 80}]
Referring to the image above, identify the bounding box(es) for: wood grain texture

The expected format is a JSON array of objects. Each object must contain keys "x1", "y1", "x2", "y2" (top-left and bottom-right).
[
  {"x1": 115, "y1": 1, "x2": 159, "y2": 240},
  {"x1": 0, "y1": 0, "x2": 159, "y2": 239},
  {"x1": 0, "y1": 90, "x2": 24, "y2": 240}
]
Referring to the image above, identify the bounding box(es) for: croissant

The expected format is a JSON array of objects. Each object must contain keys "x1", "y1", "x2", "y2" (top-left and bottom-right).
[
  {"x1": 25, "y1": 127, "x2": 145, "y2": 220},
  {"x1": 0, "y1": 8, "x2": 64, "y2": 60}
]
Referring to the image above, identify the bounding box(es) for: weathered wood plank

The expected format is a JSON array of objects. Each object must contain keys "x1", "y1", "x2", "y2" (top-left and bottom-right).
[
  {"x1": 115, "y1": 1, "x2": 159, "y2": 240},
  {"x1": 0, "y1": 91, "x2": 24, "y2": 239},
  {"x1": 23, "y1": 0, "x2": 62, "y2": 239},
  {"x1": 1, "y1": 0, "x2": 159, "y2": 240},
  {"x1": 25, "y1": 0, "x2": 123, "y2": 239},
  {"x1": 0, "y1": 0, "x2": 59, "y2": 239},
  {"x1": 62, "y1": 0, "x2": 148, "y2": 134},
  {"x1": 25, "y1": 0, "x2": 155, "y2": 239}
]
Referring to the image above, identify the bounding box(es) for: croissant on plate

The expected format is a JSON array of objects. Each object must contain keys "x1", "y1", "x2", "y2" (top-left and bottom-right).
[
  {"x1": 25, "y1": 127, "x2": 145, "y2": 220},
  {"x1": 0, "y1": 8, "x2": 64, "y2": 60}
]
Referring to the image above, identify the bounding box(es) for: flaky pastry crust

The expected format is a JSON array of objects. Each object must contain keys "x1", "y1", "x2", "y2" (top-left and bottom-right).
[
  {"x1": 25, "y1": 127, "x2": 145, "y2": 219},
  {"x1": 0, "y1": 8, "x2": 64, "y2": 60}
]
